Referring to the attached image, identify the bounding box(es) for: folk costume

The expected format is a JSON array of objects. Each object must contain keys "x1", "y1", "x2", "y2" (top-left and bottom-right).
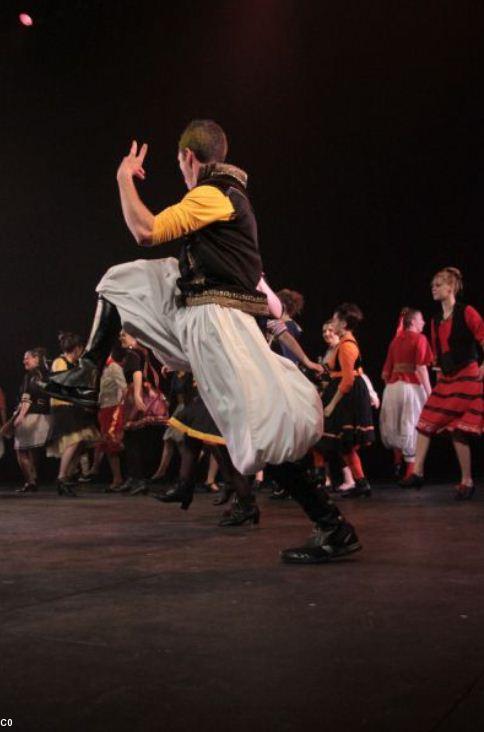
[
  {"x1": 97, "y1": 358, "x2": 126, "y2": 455},
  {"x1": 14, "y1": 369, "x2": 52, "y2": 451},
  {"x1": 380, "y1": 330, "x2": 433, "y2": 463},
  {"x1": 417, "y1": 304, "x2": 483, "y2": 438},
  {"x1": 320, "y1": 334, "x2": 375, "y2": 452},
  {"x1": 47, "y1": 357, "x2": 100, "y2": 458}
]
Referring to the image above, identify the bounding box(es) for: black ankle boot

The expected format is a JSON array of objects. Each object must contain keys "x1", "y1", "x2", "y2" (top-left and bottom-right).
[
  {"x1": 281, "y1": 520, "x2": 361, "y2": 564},
  {"x1": 156, "y1": 480, "x2": 194, "y2": 510},
  {"x1": 40, "y1": 298, "x2": 121, "y2": 408},
  {"x1": 212, "y1": 484, "x2": 235, "y2": 505},
  {"x1": 218, "y1": 495, "x2": 260, "y2": 527},
  {"x1": 57, "y1": 479, "x2": 77, "y2": 497}
]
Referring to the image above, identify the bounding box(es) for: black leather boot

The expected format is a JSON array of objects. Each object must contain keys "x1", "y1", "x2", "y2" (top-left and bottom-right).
[
  {"x1": 268, "y1": 460, "x2": 343, "y2": 526},
  {"x1": 218, "y1": 494, "x2": 260, "y2": 527},
  {"x1": 281, "y1": 520, "x2": 361, "y2": 564},
  {"x1": 156, "y1": 480, "x2": 194, "y2": 510},
  {"x1": 212, "y1": 483, "x2": 235, "y2": 505},
  {"x1": 40, "y1": 298, "x2": 121, "y2": 408}
]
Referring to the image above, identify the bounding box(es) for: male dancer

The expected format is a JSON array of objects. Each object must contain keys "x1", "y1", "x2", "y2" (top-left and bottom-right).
[{"x1": 43, "y1": 119, "x2": 360, "y2": 563}]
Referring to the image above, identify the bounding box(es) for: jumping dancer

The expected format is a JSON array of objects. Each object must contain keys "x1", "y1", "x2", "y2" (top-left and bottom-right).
[
  {"x1": 42, "y1": 119, "x2": 360, "y2": 562},
  {"x1": 400, "y1": 267, "x2": 483, "y2": 499}
]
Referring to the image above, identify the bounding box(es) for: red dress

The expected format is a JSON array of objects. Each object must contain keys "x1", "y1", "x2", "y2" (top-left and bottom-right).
[{"x1": 417, "y1": 306, "x2": 483, "y2": 437}]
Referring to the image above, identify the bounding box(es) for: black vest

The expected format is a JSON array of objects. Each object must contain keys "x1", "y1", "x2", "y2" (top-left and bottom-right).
[
  {"x1": 433, "y1": 303, "x2": 478, "y2": 375},
  {"x1": 177, "y1": 171, "x2": 263, "y2": 299}
]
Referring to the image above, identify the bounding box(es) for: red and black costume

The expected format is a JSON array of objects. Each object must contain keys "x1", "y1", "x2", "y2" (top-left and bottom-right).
[{"x1": 417, "y1": 304, "x2": 483, "y2": 438}]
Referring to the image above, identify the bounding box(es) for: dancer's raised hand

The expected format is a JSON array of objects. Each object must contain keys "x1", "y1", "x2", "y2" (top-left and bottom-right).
[{"x1": 117, "y1": 140, "x2": 148, "y2": 181}]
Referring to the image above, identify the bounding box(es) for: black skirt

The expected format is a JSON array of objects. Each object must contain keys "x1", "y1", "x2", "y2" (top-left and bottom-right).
[
  {"x1": 49, "y1": 404, "x2": 98, "y2": 442},
  {"x1": 318, "y1": 375, "x2": 375, "y2": 453},
  {"x1": 168, "y1": 396, "x2": 225, "y2": 445}
]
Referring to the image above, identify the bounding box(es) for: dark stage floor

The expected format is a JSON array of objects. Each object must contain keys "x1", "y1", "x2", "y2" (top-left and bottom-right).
[{"x1": 1, "y1": 481, "x2": 484, "y2": 732}]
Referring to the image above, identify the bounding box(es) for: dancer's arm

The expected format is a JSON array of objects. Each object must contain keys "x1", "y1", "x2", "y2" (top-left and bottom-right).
[
  {"x1": 278, "y1": 331, "x2": 323, "y2": 373},
  {"x1": 116, "y1": 141, "x2": 234, "y2": 246},
  {"x1": 132, "y1": 371, "x2": 147, "y2": 413},
  {"x1": 416, "y1": 366, "x2": 431, "y2": 397},
  {"x1": 14, "y1": 395, "x2": 31, "y2": 427},
  {"x1": 117, "y1": 142, "x2": 155, "y2": 245},
  {"x1": 324, "y1": 341, "x2": 359, "y2": 417},
  {"x1": 463, "y1": 306, "x2": 484, "y2": 380}
]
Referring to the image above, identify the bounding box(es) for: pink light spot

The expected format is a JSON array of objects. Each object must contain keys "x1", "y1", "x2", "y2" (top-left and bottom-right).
[{"x1": 19, "y1": 13, "x2": 34, "y2": 27}]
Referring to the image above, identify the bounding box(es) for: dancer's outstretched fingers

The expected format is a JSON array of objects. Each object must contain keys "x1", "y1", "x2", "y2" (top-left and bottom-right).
[{"x1": 138, "y1": 142, "x2": 148, "y2": 164}]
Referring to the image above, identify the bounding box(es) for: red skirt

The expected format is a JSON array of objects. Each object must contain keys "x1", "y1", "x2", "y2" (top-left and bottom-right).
[
  {"x1": 98, "y1": 404, "x2": 125, "y2": 454},
  {"x1": 417, "y1": 363, "x2": 483, "y2": 437}
]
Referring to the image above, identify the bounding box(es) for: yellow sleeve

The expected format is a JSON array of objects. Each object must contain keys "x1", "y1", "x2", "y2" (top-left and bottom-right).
[
  {"x1": 50, "y1": 357, "x2": 71, "y2": 407},
  {"x1": 52, "y1": 357, "x2": 68, "y2": 374},
  {"x1": 152, "y1": 185, "x2": 235, "y2": 244}
]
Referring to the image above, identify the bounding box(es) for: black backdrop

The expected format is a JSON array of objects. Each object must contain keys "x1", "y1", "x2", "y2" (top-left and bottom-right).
[{"x1": 1, "y1": 1, "x2": 482, "y2": 480}]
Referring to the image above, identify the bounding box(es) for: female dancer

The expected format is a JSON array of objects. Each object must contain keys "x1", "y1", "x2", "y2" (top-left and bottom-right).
[
  {"x1": 380, "y1": 308, "x2": 433, "y2": 480},
  {"x1": 117, "y1": 329, "x2": 168, "y2": 495},
  {"x1": 13, "y1": 348, "x2": 52, "y2": 492},
  {"x1": 315, "y1": 321, "x2": 356, "y2": 492},
  {"x1": 90, "y1": 345, "x2": 127, "y2": 490},
  {"x1": 318, "y1": 303, "x2": 375, "y2": 498},
  {"x1": 48, "y1": 333, "x2": 100, "y2": 496},
  {"x1": 401, "y1": 268, "x2": 483, "y2": 498}
]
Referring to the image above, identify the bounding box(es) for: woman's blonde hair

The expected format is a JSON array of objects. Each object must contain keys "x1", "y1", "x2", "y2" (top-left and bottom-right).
[{"x1": 433, "y1": 266, "x2": 463, "y2": 294}]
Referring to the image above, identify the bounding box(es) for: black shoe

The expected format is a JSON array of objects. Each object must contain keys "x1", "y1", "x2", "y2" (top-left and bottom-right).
[
  {"x1": 339, "y1": 478, "x2": 371, "y2": 498},
  {"x1": 281, "y1": 522, "x2": 361, "y2": 564},
  {"x1": 218, "y1": 496, "x2": 260, "y2": 527},
  {"x1": 57, "y1": 479, "x2": 77, "y2": 497},
  {"x1": 112, "y1": 477, "x2": 135, "y2": 493},
  {"x1": 149, "y1": 474, "x2": 170, "y2": 486},
  {"x1": 269, "y1": 487, "x2": 291, "y2": 500},
  {"x1": 212, "y1": 484, "x2": 235, "y2": 506},
  {"x1": 399, "y1": 473, "x2": 424, "y2": 489},
  {"x1": 129, "y1": 479, "x2": 149, "y2": 496},
  {"x1": 454, "y1": 483, "x2": 475, "y2": 501},
  {"x1": 156, "y1": 480, "x2": 194, "y2": 510},
  {"x1": 16, "y1": 482, "x2": 38, "y2": 493}
]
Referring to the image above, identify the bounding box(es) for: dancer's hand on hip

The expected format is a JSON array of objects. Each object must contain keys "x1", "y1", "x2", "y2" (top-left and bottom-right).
[{"x1": 117, "y1": 140, "x2": 148, "y2": 181}]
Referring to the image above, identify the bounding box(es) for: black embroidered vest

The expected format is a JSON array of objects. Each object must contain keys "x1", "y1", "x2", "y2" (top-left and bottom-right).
[{"x1": 177, "y1": 165, "x2": 266, "y2": 314}]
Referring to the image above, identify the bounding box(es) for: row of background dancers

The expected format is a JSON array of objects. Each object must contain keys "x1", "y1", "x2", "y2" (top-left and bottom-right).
[{"x1": 2, "y1": 266, "x2": 483, "y2": 505}]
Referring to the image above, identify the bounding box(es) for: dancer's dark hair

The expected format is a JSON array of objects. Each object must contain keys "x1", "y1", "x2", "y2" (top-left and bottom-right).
[
  {"x1": 26, "y1": 347, "x2": 49, "y2": 371},
  {"x1": 178, "y1": 120, "x2": 228, "y2": 163},
  {"x1": 58, "y1": 332, "x2": 83, "y2": 354},
  {"x1": 334, "y1": 303, "x2": 364, "y2": 332},
  {"x1": 110, "y1": 343, "x2": 126, "y2": 364}
]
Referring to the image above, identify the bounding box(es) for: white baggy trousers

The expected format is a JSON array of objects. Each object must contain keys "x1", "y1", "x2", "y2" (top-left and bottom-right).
[{"x1": 97, "y1": 258, "x2": 323, "y2": 475}]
